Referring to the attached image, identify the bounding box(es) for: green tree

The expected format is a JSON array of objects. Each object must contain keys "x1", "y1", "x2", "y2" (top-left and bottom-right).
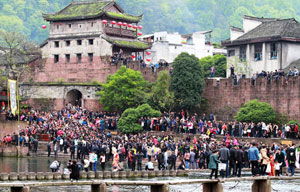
[
  {"x1": 0, "y1": 30, "x2": 40, "y2": 80},
  {"x1": 235, "y1": 99, "x2": 276, "y2": 123},
  {"x1": 199, "y1": 54, "x2": 227, "y2": 77},
  {"x1": 118, "y1": 104, "x2": 160, "y2": 133},
  {"x1": 149, "y1": 70, "x2": 174, "y2": 112},
  {"x1": 170, "y1": 52, "x2": 204, "y2": 111},
  {"x1": 98, "y1": 66, "x2": 149, "y2": 112}
]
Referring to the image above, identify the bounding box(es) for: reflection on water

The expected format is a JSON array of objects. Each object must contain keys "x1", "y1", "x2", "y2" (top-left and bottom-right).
[
  {"x1": 0, "y1": 157, "x2": 69, "y2": 173},
  {"x1": 0, "y1": 157, "x2": 112, "y2": 173}
]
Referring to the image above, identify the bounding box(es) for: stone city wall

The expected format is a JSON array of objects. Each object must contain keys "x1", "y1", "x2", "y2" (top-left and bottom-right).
[
  {"x1": 20, "y1": 84, "x2": 102, "y2": 111},
  {"x1": 0, "y1": 121, "x2": 27, "y2": 139},
  {"x1": 203, "y1": 77, "x2": 300, "y2": 121}
]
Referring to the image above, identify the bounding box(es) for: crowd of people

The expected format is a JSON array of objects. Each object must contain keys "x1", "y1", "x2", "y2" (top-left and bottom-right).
[{"x1": 1, "y1": 105, "x2": 300, "y2": 180}]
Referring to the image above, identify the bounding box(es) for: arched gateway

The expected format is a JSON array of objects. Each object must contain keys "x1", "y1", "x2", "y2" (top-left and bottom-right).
[{"x1": 66, "y1": 89, "x2": 82, "y2": 107}]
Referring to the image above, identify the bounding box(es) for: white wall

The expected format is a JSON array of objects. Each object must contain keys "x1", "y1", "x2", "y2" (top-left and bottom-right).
[
  {"x1": 243, "y1": 18, "x2": 262, "y2": 33},
  {"x1": 230, "y1": 29, "x2": 244, "y2": 40},
  {"x1": 283, "y1": 42, "x2": 300, "y2": 69},
  {"x1": 149, "y1": 31, "x2": 220, "y2": 63},
  {"x1": 49, "y1": 19, "x2": 104, "y2": 38}
]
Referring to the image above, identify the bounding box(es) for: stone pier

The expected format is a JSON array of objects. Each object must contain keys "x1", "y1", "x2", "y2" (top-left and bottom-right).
[
  {"x1": 252, "y1": 179, "x2": 271, "y2": 192},
  {"x1": 150, "y1": 184, "x2": 169, "y2": 192},
  {"x1": 203, "y1": 182, "x2": 223, "y2": 192}
]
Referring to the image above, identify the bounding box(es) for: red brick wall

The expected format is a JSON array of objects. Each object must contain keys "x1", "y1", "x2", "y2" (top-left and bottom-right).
[
  {"x1": 24, "y1": 98, "x2": 102, "y2": 112},
  {"x1": 29, "y1": 57, "x2": 165, "y2": 83},
  {"x1": 203, "y1": 77, "x2": 300, "y2": 121}
]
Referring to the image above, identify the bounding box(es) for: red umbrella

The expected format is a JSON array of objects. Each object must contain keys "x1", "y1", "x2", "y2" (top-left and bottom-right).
[
  {"x1": 123, "y1": 22, "x2": 127, "y2": 26},
  {"x1": 117, "y1": 22, "x2": 123, "y2": 26},
  {"x1": 41, "y1": 25, "x2": 47, "y2": 29},
  {"x1": 138, "y1": 25, "x2": 143, "y2": 29},
  {"x1": 102, "y1": 20, "x2": 108, "y2": 24},
  {"x1": 131, "y1": 55, "x2": 136, "y2": 59},
  {"x1": 146, "y1": 51, "x2": 151, "y2": 55},
  {"x1": 137, "y1": 32, "x2": 143, "y2": 36},
  {"x1": 111, "y1": 21, "x2": 116, "y2": 25},
  {"x1": 146, "y1": 59, "x2": 151, "y2": 62},
  {"x1": 132, "y1": 25, "x2": 138, "y2": 29},
  {"x1": 127, "y1": 24, "x2": 132, "y2": 28}
]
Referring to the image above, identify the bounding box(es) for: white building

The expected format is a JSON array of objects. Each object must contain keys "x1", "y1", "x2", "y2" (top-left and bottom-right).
[
  {"x1": 140, "y1": 31, "x2": 226, "y2": 63},
  {"x1": 222, "y1": 15, "x2": 300, "y2": 77}
]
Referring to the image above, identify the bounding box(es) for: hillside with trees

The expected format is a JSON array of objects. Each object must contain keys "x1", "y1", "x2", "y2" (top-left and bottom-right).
[{"x1": 0, "y1": 0, "x2": 300, "y2": 43}]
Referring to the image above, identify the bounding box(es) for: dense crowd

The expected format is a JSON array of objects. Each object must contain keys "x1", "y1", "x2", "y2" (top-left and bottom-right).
[{"x1": 2, "y1": 105, "x2": 300, "y2": 180}]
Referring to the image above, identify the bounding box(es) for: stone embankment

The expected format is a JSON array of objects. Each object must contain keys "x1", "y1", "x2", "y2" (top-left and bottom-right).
[{"x1": 0, "y1": 170, "x2": 188, "y2": 181}]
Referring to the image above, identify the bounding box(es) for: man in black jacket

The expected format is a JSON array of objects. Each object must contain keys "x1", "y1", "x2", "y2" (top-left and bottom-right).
[
  {"x1": 229, "y1": 145, "x2": 237, "y2": 176},
  {"x1": 236, "y1": 146, "x2": 244, "y2": 177},
  {"x1": 286, "y1": 144, "x2": 296, "y2": 176},
  {"x1": 158, "y1": 151, "x2": 165, "y2": 170},
  {"x1": 168, "y1": 151, "x2": 177, "y2": 170}
]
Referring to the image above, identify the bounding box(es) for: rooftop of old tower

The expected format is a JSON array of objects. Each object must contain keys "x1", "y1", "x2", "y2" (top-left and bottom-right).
[{"x1": 43, "y1": 0, "x2": 142, "y2": 22}]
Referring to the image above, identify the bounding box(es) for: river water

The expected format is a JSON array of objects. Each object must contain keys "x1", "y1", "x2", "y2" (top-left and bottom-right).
[{"x1": 0, "y1": 157, "x2": 299, "y2": 192}]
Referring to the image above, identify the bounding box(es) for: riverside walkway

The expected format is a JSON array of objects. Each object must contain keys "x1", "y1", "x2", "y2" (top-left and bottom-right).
[
  {"x1": 5, "y1": 176, "x2": 300, "y2": 192},
  {"x1": 0, "y1": 169, "x2": 299, "y2": 192}
]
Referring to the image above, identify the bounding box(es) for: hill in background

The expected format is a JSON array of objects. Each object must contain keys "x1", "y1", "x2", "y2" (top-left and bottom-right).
[{"x1": 0, "y1": 0, "x2": 299, "y2": 43}]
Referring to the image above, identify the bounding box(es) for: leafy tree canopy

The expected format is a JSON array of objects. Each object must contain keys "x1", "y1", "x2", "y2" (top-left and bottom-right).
[
  {"x1": 199, "y1": 54, "x2": 226, "y2": 78},
  {"x1": 149, "y1": 70, "x2": 174, "y2": 112},
  {"x1": 0, "y1": 30, "x2": 40, "y2": 80},
  {"x1": 1, "y1": 0, "x2": 300, "y2": 42},
  {"x1": 98, "y1": 66, "x2": 149, "y2": 112},
  {"x1": 118, "y1": 104, "x2": 160, "y2": 133},
  {"x1": 170, "y1": 52, "x2": 204, "y2": 111},
  {"x1": 235, "y1": 99, "x2": 276, "y2": 123}
]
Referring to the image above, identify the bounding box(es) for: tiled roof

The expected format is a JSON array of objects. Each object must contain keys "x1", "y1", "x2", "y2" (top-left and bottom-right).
[
  {"x1": 223, "y1": 18, "x2": 300, "y2": 46},
  {"x1": 236, "y1": 19, "x2": 300, "y2": 41},
  {"x1": 103, "y1": 36, "x2": 150, "y2": 50},
  {"x1": 43, "y1": 1, "x2": 142, "y2": 22}
]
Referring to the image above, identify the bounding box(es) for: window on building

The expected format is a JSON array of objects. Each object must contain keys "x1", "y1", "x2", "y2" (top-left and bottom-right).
[
  {"x1": 254, "y1": 43, "x2": 262, "y2": 61},
  {"x1": 54, "y1": 55, "x2": 59, "y2": 63},
  {"x1": 65, "y1": 54, "x2": 70, "y2": 63},
  {"x1": 91, "y1": 22, "x2": 94, "y2": 27},
  {"x1": 56, "y1": 25, "x2": 59, "y2": 30},
  {"x1": 239, "y1": 45, "x2": 246, "y2": 61},
  {"x1": 270, "y1": 43, "x2": 278, "y2": 59},
  {"x1": 77, "y1": 53, "x2": 82, "y2": 63},
  {"x1": 54, "y1": 41, "x2": 59, "y2": 48},
  {"x1": 68, "y1": 24, "x2": 72, "y2": 28},
  {"x1": 77, "y1": 40, "x2": 82, "y2": 45},
  {"x1": 88, "y1": 39, "x2": 94, "y2": 45},
  {"x1": 88, "y1": 53, "x2": 93, "y2": 62},
  {"x1": 228, "y1": 50, "x2": 235, "y2": 57},
  {"x1": 65, "y1": 40, "x2": 70, "y2": 46}
]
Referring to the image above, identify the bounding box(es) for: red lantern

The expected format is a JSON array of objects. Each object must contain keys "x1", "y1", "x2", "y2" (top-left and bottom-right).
[
  {"x1": 122, "y1": 22, "x2": 127, "y2": 26},
  {"x1": 132, "y1": 25, "x2": 138, "y2": 29},
  {"x1": 131, "y1": 55, "x2": 136, "y2": 59},
  {"x1": 127, "y1": 24, "x2": 132, "y2": 28},
  {"x1": 117, "y1": 22, "x2": 123, "y2": 26},
  {"x1": 111, "y1": 21, "x2": 116, "y2": 25},
  {"x1": 146, "y1": 51, "x2": 151, "y2": 55},
  {"x1": 146, "y1": 59, "x2": 151, "y2": 62},
  {"x1": 41, "y1": 25, "x2": 47, "y2": 29},
  {"x1": 137, "y1": 32, "x2": 143, "y2": 36},
  {"x1": 102, "y1": 20, "x2": 108, "y2": 24},
  {"x1": 138, "y1": 25, "x2": 143, "y2": 30}
]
